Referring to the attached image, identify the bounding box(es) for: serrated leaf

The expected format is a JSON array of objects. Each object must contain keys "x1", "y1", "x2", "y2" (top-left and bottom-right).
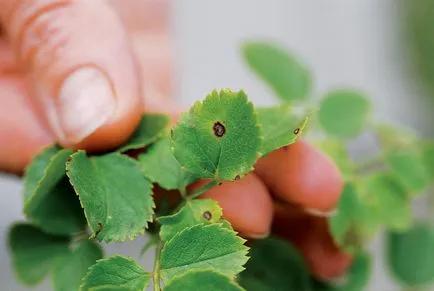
[
  {"x1": 242, "y1": 41, "x2": 311, "y2": 102},
  {"x1": 23, "y1": 145, "x2": 63, "y2": 203},
  {"x1": 139, "y1": 137, "x2": 196, "y2": 190},
  {"x1": 313, "y1": 139, "x2": 354, "y2": 178},
  {"x1": 158, "y1": 199, "x2": 223, "y2": 242},
  {"x1": 386, "y1": 149, "x2": 430, "y2": 195},
  {"x1": 165, "y1": 270, "x2": 244, "y2": 291},
  {"x1": 53, "y1": 240, "x2": 103, "y2": 291},
  {"x1": 171, "y1": 89, "x2": 262, "y2": 181},
  {"x1": 26, "y1": 178, "x2": 87, "y2": 236},
  {"x1": 238, "y1": 237, "x2": 312, "y2": 291},
  {"x1": 160, "y1": 223, "x2": 249, "y2": 282},
  {"x1": 358, "y1": 174, "x2": 411, "y2": 231},
  {"x1": 256, "y1": 104, "x2": 310, "y2": 156},
  {"x1": 8, "y1": 223, "x2": 70, "y2": 286},
  {"x1": 312, "y1": 251, "x2": 371, "y2": 291},
  {"x1": 329, "y1": 184, "x2": 378, "y2": 250},
  {"x1": 117, "y1": 114, "x2": 170, "y2": 152},
  {"x1": 318, "y1": 90, "x2": 370, "y2": 138},
  {"x1": 387, "y1": 224, "x2": 434, "y2": 287},
  {"x1": 22, "y1": 145, "x2": 85, "y2": 236},
  {"x1": 80, "y1": 256, "x2": 151, "y2": 291},
  {"x1": 67, "y1": 151, "x2": 154, "y2": 242}
]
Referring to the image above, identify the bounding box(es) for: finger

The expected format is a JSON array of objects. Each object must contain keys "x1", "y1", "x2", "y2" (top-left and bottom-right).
[
  {"x1": 255, "y1": 140, "x2": 344, "y2": 212},
  {"x1": 272, "y1": 209, "x2": 353, "y2": 280},
  {"x1": 0, "y1": 0, "x2": 142, "y2": 150},
  {"x1": 198, "y1": 173, "x2": 273, "y2": 238},
  {"x1": 0, "y1": 76, "x2": 53, "y2": 174}
]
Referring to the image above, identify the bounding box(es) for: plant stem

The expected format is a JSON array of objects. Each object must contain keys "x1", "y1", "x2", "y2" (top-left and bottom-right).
[
  {"x1": 153, "y1": 241, "x2": 162, "y2": 291},
  {"x1": 188, "y1": 180, "x2": 219, "y2": 199}
]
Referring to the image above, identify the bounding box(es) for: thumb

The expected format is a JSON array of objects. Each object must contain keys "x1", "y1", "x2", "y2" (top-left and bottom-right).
[{"x1": 0, "y1": 0, "x2": 142, "y2": 150}]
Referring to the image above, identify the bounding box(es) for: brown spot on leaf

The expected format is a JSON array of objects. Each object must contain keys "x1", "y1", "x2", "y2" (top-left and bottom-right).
[
  {"x1": 235, "y1": 175, "x2": 241, "y2": 181},
  {"x1": 203, "y1": 211, "x2": 212, "y2": 220},
  {"x1": 293, "y1": 128, "x2": 300, "y2": 135},
  {"x1": 66, "y1": 156, "x2": 72, "y2": 164},
  {"x1": 95, "y1": 223, "x2": 103, "y2": 237},
  {"x1": 213, "y1": 121, "x2": 226, "y2": 137}
]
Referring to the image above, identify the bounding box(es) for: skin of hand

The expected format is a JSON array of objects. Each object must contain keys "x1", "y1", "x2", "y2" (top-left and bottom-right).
[{"x1": 0, "y1": 0, "x2": 352, "y2": 280}]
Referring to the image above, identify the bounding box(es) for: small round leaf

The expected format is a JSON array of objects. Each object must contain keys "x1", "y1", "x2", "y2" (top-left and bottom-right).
[
  {"x1": 318, "y1": 90, "x2": 370, "y2": 138},
  {"x1": 171, "y1": 89, "x2": 262, "y2": 181}
]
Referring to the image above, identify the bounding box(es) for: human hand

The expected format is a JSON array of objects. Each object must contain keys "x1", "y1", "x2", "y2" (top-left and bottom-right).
[
  {"x1": 0, "y1": 0, "x2": 176, "y2": 173},
  {"x1": 0, "y1": 0, "x2": 351, "y2": 281}
]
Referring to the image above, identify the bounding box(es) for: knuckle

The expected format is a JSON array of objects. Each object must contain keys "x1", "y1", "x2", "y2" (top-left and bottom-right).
[{"x1": 2, "y1": 0, "x2": 72, "y2": 70}]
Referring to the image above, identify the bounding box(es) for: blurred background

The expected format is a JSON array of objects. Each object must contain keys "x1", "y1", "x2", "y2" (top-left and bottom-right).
[{"x1": 1, "y1": 1, "x2": 434, "y2": 290}]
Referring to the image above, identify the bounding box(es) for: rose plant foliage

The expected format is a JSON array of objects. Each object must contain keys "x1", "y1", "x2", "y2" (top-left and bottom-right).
[{"x1": 7, "y1": 41, "x2": 434, "y2": 291}]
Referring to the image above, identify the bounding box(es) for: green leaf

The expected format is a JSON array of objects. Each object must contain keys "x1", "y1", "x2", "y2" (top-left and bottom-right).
[
  {"x1": 8, "y1": 223, "x2": 70, "y2": 286},
  {"x1": 117, "y1": 114, "x2": 170, "y2": 152},
  {"x1": 26, "y1": 177, "x2": 86, "y2": 236},
  {"x1": 242, "y1": 41, "x2": 311, "y2": 102},
  {"x1": 67, "y1": 151, "x2": 154, "y2": 242},
  {"x1": 160, "y1": 223, "x2": 249, "y2": 282},
  {"x1": 312, "y1": 251, "x2": 371, "y2": 291},
  {"x1": 358, "y1": 174, "x2": 411, "y2": 231},
  {"x1": 329, "y1": 184, "x2": 378, "y2": 250},
  {"x1": 318, "y1": 90, "x2": 370, "y2": 138},
  {"x1": 256, "y1": 104, "x2": 311, "y2": 156},
  {"x1": 171, "y1": 89, "x2": 262, "y2": 181},
  {"x1": 238, "y1": 237, "x2": 312, "y2": 291},
  {"x1": 80, "y1": 256, "x2": 151, "y2": 291},
  {"x1": 23, "y1": 145, "x2": 63, "y2": 203},
  {"x1": 165, "y1": 270, "x2": 245, "y2": 291},
  {"x1": 422, "y1": 142, "x2": 434, "y2": 179},
  {"x1": 374, "y1": 124, "x2": 418, "y2": 150},
  {"x1": 387, "y1": 223, "x2": 434, "y2": 287},
  {"x1": 22, "y1": 145, "x2": 85, "y2": 235},
  {"x1": 53, "y1": 241, "x2": 103, "y2": 291},
  {"x1": 139, "y1": 137, "x2": 196, "y2": 190},
  {"x1": 386, "y1": 149, "x2": 430, "y2": 195},
  {"x1": 158, "y1": 199, "x2": 224, "y2": 242},
  {"x1": 313, "y1": 139, "x2": 354, "y2": 178}
]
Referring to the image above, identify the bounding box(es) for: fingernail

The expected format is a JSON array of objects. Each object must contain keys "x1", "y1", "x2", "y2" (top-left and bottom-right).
[
  {"x1": 241, "y1": 231, "x2": 270, "y2": 239},
  {"x1": 304, "y1": 208, "x2": 337, "y2": 217},
  {"x1": 47, "y1": 67, "x2": 116, "y2": 144}
]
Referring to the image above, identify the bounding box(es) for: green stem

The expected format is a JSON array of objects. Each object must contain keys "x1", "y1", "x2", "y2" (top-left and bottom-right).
[
  {"x1": 188, "y1": 180, "x2": 219, "y2": 199},
  {"x1": 153, "y1": 241, "x2": 162, "y2": 291}
]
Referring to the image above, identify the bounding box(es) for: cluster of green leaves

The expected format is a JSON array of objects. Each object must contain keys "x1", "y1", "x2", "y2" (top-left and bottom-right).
[
  {"x1": 8, "y1": 38, "x2": 434, "y2": 291},
  {"x1": 242, "y1": 40, "x2": 434, "y2": 290},
  {"x1": 8, "y1": 86, "x2": 311, "y2": 290}
]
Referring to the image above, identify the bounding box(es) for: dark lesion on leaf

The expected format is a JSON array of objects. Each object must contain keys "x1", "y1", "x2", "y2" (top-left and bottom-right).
[
  {"x1": 213, "y1": 121, "x2": 226, "y2": 137},
  {"x1": 234, "y1": 175, "x2": 241, "y2": 181},
  {"x1": 203, "y1": 211, "x2": 212, "y2": 221},
  {"x1": 293, "y1": 128, "x2": 300, "y2": 135},
  {"x1": 94, "y1": 222, "x2": 103, "y2": 237}
]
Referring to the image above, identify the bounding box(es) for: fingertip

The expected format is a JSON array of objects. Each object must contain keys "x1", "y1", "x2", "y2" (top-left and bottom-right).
[
  {"x1": 273, "y1": 213, "x2": 353, "y2": 279},
  {"x1": 255, "y1": 140, "x2": 344, "y2": 211},
  {"x1": 72, "y1": 100, "x2": 142, "y2": 152},
  {"x1": 200, "y1": 173, "x2": 273, "y2": 238}
]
